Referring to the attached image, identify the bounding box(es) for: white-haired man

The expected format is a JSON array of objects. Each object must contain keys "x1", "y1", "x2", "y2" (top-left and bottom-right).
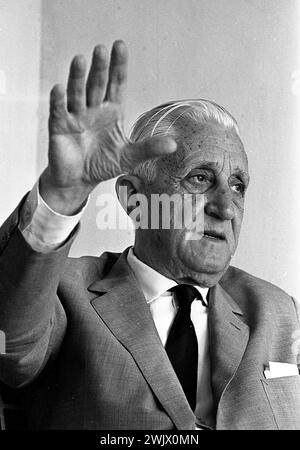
[{"x1": 0, "y1": 41, "x2": 299, "y2": 430}]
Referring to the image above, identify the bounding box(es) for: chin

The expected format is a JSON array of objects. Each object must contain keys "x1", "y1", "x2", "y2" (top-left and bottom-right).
[
  {"x1": 178, "y1": 246, "x2": 232, "y2": 282},
  {"x1": 187, "y1": 258, "x2": 229, "y2": 275}
]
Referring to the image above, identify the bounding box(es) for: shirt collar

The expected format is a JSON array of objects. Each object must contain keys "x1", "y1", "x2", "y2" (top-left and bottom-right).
[{"x1": 127, "y1": 247, "x2": 209, "y2": 305}]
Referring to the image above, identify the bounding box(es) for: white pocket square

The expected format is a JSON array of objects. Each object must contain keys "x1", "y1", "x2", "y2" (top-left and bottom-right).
[{"x1": 264, "y1": 361, "x2": 299, "y2": 379}]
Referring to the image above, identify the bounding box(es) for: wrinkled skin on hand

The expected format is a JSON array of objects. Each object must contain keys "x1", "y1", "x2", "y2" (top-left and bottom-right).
[{"x1": 40, "y1": 41, "x2": 176, "y2": 214}]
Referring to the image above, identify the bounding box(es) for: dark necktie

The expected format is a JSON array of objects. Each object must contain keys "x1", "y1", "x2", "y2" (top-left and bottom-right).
[{"x1": 165, "y1": 284, "x2": 201, "y2": 411}]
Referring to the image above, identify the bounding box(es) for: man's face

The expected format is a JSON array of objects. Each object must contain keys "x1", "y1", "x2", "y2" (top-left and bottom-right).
[{"x1": 136, "y1": 119, "x2": 249, "y2": 287}]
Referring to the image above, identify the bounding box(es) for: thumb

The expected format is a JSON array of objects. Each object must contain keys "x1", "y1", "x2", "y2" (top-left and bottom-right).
[{"x1": 121, "y1": 136, "x2": 177, "y2": 171}]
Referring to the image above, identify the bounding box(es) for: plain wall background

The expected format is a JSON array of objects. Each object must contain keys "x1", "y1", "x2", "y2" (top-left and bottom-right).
[
  {"x1": 0, "y1": 0, "x2": 41, "y2": 219},
  {"x1": 1, "y1": 0, "x2": 300, "y2": 298}
]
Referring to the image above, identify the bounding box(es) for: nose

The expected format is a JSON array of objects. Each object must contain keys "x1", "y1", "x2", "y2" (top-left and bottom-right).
[{"x1": 205, "y1": 186, "x2": 235, "y2": 221}]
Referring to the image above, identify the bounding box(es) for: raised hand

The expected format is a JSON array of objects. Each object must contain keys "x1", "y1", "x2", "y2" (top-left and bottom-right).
[{"x1": 40, "y1": 40, "x2": 176, "y2": 214}]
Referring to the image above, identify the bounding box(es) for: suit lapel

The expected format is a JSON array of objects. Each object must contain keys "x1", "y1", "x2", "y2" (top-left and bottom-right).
[
  {"x1": 88, "y1": 251, "x2": 195, "y2": 430},
  {"x1": 208, "y1": 284, "x2": 249, "y2": 407}
]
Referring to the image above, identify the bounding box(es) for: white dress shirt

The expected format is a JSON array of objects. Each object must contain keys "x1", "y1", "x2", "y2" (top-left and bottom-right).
[
  {"x1": 19, "y1": 182, "x2": 87, "y2": 252},
  {"x1": 19, "y1": 181, "x2": 215, "y2": 429}
]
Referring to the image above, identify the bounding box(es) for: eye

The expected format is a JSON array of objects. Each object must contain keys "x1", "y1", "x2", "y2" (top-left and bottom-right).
[
  {"x1": 187, "y1": 169, "x2": 214, "y2": 185},
  {"x1": 191, "y1": 174, "x2": 209, "y2": 184},
  {"x1": 231, "y1": 182, "x2": 246, "y2": 196},
  {"x1": 186, "y1": 170, "x2": 215, "y2": 193}
]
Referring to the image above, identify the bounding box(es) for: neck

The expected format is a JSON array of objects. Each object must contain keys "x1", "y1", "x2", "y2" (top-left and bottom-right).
[{"x1": 132, "y1": 243, "x2": 228, "y2": 288}]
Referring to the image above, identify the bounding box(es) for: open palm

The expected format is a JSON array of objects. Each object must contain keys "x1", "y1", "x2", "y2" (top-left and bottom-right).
[{"x1": 41, "y1": 41, "x2": 176, "y2": 214}]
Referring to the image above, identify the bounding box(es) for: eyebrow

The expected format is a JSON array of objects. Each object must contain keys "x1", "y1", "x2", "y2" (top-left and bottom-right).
[
  {"x1": 231, "y1": 168, "x2": 250, "y2": 183},
  {"x1": 188, "y1": 161, "x2": 218, "y2": 170}
]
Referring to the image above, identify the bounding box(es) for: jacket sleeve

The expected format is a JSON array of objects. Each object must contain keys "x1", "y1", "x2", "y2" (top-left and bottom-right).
[{"x1": 0, "y1": 196, "x2": 76, "y2": 388}]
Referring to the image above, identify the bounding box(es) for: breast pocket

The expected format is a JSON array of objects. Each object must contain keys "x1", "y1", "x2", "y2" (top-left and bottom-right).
[{"x1": 261, "y1": 376, "x2": 300, "y2": 430}]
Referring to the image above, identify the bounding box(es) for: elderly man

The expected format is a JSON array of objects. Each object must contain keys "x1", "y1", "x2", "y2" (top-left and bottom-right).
[{"x1": 0, "y1": 41, "x2": 299, "y2": 430}]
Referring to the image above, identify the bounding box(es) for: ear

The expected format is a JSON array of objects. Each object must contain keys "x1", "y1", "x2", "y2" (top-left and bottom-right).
[{"x1": 115, "y1": 175, "x2": 143, "y2": 216}]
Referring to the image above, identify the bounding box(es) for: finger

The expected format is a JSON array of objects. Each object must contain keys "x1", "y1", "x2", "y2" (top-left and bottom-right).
[
  {"x1": 67, "y1": 54, "x2": 87, "y2": 113},
  {"x1": 49, "y1": 84, "x2": 67, "y2": 119},
  {"x1": 86, "y1": 45, "x2": 109, "y2": 107},
  {"x1": 104, "y1": 40, "x2": 128, "y2": 104},
  {"x1": 121, "y1": 136, "x2": 177, "y2": 171}
]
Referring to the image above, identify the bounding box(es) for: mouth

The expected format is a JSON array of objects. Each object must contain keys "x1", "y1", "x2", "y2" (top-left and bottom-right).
[{"x1": 203, "y1": 230, "x2": 226, "y2": 241}]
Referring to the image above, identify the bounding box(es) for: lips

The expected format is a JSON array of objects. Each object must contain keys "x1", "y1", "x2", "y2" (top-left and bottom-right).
[{"x1": 203, "y1": 230, "x2": 226, "y2": 241}]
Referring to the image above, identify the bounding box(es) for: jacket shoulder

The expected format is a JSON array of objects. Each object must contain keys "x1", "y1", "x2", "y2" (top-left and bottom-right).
[
  {"x1": 222, "y1": 265, "x2": 290, "y2": 296},
  {"x1": 221, "y1": 266, "x2": 297, "y2": 317},
  {"x1": 59, "y1": 251, "x2": 121, "y2": 294}
]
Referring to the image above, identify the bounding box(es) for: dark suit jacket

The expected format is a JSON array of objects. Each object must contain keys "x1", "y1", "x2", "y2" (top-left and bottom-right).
[{"x1": 0, "y1": 200, "x2": 299, "y2": 430}]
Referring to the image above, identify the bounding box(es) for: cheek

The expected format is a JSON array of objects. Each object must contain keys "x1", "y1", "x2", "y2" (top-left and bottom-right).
[
  {"x1": 231, "y1": 209, "x2": 244, "y2": 245},
  {"x1": 177, "y1": 237, "x2": 232, "y2": 275},
  {"x1": 153, "y1": 227, "x2": 182, "y2": 249}
]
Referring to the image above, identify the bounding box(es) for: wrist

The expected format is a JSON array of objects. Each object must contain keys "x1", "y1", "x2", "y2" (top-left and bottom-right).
[{"x1": 39, "y1": 169, "x2": 91, "y2": 215}]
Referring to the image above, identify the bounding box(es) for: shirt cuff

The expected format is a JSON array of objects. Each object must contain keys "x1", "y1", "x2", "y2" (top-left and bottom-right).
[{"x1": 19, "y1": 181, "x2": 88, "y2": 253}]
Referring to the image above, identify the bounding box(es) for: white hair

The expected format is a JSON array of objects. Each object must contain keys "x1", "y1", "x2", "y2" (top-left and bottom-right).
[{"x1": 129, "y1": 99, "x2": 240, "y2": 183}]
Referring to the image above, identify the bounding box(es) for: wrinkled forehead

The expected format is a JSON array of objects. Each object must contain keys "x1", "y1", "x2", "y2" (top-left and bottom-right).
[
  {"x1": 162, "y1": 119, "x2": 248, "y2": 174},
  {"x1": 176, "y1": 119, "x2": 244, "y2": 150}
]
